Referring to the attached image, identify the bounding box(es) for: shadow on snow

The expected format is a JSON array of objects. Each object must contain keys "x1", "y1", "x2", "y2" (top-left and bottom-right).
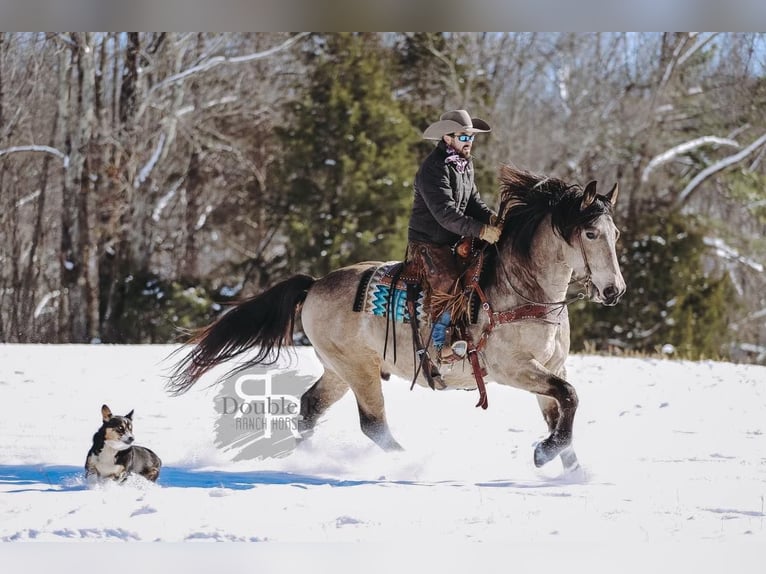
[
  {"x1": 0, "y1": 464, "x2": 413, "y2": 492},
  {"x1": 0, "y1": 465, "x2": 592, "y2": 492}
]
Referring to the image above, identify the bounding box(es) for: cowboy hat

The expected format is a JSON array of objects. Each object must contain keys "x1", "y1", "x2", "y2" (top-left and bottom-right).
[{"x1": 422, "y1": 109, "x2": 491, "y2": 140}]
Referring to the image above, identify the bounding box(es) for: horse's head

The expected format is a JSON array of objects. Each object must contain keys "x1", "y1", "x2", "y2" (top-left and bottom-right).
[
  {"x1": 494, "y1": 166, "x2": 626, "y2": 307},
  {"x1": 571, "y1": 181, "x2": 626, "y2": 306}
]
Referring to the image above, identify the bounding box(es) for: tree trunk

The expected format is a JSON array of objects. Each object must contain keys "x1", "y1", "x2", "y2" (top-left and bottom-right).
[
  {"x1": 57, "y1": 41, "x2": 76, "y2": 341},
  {"x1": 182, "y1": 33, "x2": 205, "y2": 281},
  {"x1": 59, "y1": 33, "x2": 98, "y2": 342},
  {"x1": 183, "y1": 150, "x2": 201, "y2": 280},
  {"x1": 120, "y1": 33, "x2": 139, "y2": 125},
  {"x1": 79, "y1": 33, "x2": 100, "y2": 342},
  {"x1": 0, "y1": 33, "x2": 5, "y2": 339}
]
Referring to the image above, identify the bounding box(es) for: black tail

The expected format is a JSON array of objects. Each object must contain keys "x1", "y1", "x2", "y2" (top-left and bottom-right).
[{"x1": 166, "y1": 274, "x2": 316, "y2": 395}]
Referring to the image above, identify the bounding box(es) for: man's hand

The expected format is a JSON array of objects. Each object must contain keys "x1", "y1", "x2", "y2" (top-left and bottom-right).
[{"x1": 480, "y1": 224, "x2": 501, "y2": 244}]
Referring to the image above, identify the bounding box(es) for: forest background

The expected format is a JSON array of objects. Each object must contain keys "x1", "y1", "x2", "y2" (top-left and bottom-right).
[{"x1": 1, "y1": 32, "x2": 765, "y2": 363}]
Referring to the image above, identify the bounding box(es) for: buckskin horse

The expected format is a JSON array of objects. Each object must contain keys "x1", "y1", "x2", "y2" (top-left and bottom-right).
[{"x1": 167, "y1": 166, "x2": 625, "y2": 472}]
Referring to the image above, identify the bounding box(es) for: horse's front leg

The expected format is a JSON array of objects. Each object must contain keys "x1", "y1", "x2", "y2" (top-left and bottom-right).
[
  {"x1": 536, "y1": 395, "x2": 580, "y2": 471},
  {"x1": 495, "y1": 357, "x2": 579, "y2": 468},
  {"x1": 529, "y1": 368, "x2": 578, "y2": 467}
]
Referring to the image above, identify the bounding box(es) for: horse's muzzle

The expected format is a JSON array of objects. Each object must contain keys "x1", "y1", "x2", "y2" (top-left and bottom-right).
[{"x1": 600, "y1": 284, "x2": 625, "y2": 306}]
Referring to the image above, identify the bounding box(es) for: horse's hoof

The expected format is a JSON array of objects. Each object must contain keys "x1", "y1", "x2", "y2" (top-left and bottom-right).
[
  {"x1": 377, "y1": 437, "x2": 404, "y2": 452},
  {"x1": 533, "y1": 435, "x2": 570, "y2": 467},
  {"x1": 560, "y1": 447, "x2": 580, "y2": 472},
  {"x1": 430, "y1": 372, "x2": 447, "y2": 390},
  {"x1": 295, "y1": 418, "x2": 315, "y2": 442},
  {"x1": 533, "y1": 444, "x2": 550, "y2": 467}
]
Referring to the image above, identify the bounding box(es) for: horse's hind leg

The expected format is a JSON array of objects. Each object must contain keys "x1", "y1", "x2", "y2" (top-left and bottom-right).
[
  {"x1": 334, "y1": 358, "x2": 403, "y2": 451},
  {"x1": 299, "y1": 360, "x2": 402, "y2": 452},
  {"x1": 356, "y1": 396, "x2": 403, "y2": 452},
  {"x1": 298, "y1": 370, "x2": 349, "y2": 438},
  {"x1": 536, "y1": 395, "x2": 580, "y2": 471}
]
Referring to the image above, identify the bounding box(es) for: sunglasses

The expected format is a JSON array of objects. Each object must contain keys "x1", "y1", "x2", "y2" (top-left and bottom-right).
[{"x1": 454, "y1": 134, "x2": 475, "y2": 142}]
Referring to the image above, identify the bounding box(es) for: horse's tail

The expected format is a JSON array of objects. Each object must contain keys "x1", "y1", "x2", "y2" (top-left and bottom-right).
[{"x1": 166, "y1": 274, "x2": 316, "y2": 395}]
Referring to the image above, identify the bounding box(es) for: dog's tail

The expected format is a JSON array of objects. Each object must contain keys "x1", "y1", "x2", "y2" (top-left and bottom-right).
[{"x1": 166, "y1": 274, "x2": 316, "y2": 395}]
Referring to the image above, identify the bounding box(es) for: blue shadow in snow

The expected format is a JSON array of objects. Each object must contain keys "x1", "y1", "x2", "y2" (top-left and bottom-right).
[
  {"x1": 1, "y1": 465, "x2": 585, "y2": 492},
  {"x1": 0, "y1": 464, "x2": 418, "y2": 492}
]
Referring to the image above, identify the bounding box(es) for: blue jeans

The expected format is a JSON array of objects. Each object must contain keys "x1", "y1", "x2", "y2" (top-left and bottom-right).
[{"x1": 432, "y1": 309, "x2": 451, "y2": 350}]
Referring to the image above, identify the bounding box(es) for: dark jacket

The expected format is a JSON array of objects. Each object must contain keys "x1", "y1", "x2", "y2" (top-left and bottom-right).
[{"x1": 408, "y1": 140, "x2": 494, "y2": 245}]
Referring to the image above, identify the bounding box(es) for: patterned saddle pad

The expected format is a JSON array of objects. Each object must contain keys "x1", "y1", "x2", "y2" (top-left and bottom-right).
[{"x1": 352, "y1": 262, "x2": 427, "y2": 324}]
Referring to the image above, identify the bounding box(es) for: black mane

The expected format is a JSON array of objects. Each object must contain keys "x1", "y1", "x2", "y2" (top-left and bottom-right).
[{"x1": 481, "y1": 165, "x2": 615, "y2": 291}]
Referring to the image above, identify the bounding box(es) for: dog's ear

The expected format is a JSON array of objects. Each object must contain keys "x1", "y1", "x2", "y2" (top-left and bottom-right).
[
  {"x1": 101, "y1": 404, "x2": 112, "y2": 422},
  {"x1": 126, "y1": 409, "x2": 134, "y2": 420}
]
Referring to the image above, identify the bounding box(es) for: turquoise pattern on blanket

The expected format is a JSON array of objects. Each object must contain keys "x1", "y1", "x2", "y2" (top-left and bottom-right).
[
  {"x1": 370, "y1": 284, "x2": 410, "y2": 322},
  {"x1": 360, "y1": 262, "x2": 427, "y2": 324}
]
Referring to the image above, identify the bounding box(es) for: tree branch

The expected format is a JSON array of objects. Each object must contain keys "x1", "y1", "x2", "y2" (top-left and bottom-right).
[
  {"x1": 677, "y1": 32, "x2": 719, "y2": 68},
  {"x1": 0, "y1": 145, "x2": 69, "y2": 168},
  {"x1": 139, "y1": 32, "x2": 309, "y2": 119},
  {"x1": 642, "y1": 136, "x2": 740, "y2": 183},
  {"x1": 676, "y1": 132, "x2": 766, "y2": 207},
  {"x1": 134, "y1": 132, "x2": 166, "y2": 189}
]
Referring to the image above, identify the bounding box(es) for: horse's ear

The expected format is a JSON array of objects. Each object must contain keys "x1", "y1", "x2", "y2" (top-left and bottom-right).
[
  {"x1": 605, "y1": 182, "x2": 619, "y2": 206},
  {"x1": 581, "y1": 181, "x2": 598, "y2": 211}
]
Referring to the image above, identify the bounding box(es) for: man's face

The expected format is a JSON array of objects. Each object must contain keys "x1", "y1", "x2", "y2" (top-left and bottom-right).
[{"x1": 446, "y1": 132, "x2": 475, "y2": 159}]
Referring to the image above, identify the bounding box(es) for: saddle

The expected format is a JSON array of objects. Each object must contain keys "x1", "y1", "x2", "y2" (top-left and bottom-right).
[{"x1": 352, "y1": 238, "x2": 490, "y2": 407}]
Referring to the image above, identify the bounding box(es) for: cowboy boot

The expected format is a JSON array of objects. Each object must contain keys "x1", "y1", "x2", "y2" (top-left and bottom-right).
[{"x1": 406, "y1": 284, "x2": 446, "y2": 390}]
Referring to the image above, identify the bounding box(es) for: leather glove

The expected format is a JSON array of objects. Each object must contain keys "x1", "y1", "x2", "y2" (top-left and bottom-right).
[{"x1": 480, "y1": 224, "x2": 501, "y2": 244}]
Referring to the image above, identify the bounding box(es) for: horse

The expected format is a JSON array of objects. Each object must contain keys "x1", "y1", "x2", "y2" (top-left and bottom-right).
[{"x1": 167, "y1": 165, "x2": 626, "y2": 472}]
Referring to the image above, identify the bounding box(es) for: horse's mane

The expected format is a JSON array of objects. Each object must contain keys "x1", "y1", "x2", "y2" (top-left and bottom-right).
[{"x1": 481, "y1": 165, "x2": 614, "y2": 291}]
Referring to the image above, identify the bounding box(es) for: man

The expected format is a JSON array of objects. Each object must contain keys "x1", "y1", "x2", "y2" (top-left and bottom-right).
[{"x1": 407, "y1": 109, "x2": 502, "y2": 362}]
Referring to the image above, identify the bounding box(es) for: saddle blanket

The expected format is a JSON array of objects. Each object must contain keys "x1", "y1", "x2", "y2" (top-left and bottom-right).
[{"x1": 352, "y1": 262, "x2": 427, "y2": 324}]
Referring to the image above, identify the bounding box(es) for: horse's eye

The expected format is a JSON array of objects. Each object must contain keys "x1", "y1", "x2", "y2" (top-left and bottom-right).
[{"x1": 585, "y1": 230, "x2": 598, "y2": 240}]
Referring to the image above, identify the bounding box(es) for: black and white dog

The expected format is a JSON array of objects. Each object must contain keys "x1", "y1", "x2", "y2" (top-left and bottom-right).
[{"x1": 85, "y1": 404, "x2": 162, "y2": 483}]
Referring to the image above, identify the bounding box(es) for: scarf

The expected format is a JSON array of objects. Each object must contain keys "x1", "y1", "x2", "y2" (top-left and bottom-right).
[{"x1": 444, "y1": 145, "x2": 469, "y2": 174}]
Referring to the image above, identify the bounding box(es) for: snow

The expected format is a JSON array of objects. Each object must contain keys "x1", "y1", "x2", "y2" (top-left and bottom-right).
[{"x1": 0, "y1": 344, "x2": 764, "y2": 568}]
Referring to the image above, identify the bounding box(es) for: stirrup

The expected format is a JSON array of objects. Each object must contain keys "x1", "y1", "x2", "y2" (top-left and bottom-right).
[
  {"x1": 439, "y1": 340, "x2": 468, "y2": 363},
  {"x1": 451, "y1": 340, "x2": 468, "y2": 358}
]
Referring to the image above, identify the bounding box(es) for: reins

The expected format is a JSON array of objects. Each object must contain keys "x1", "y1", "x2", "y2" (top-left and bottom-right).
[
  {"x1": 451, "y1": 208, "x2": 594, "y2": 410},
  {"x1": 473, "y1": 225, "x2": 595, "y2": 344}
]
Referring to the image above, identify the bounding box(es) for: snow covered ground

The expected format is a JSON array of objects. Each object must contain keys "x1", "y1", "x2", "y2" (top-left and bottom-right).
[{"x1": 0, "y1": 344, "x2": 764, "y2": 569}]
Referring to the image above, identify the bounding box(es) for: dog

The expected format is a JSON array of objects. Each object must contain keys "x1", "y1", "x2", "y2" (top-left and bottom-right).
[{"x1": 85, "y1": 404, "x2": 162, "y2": 483}]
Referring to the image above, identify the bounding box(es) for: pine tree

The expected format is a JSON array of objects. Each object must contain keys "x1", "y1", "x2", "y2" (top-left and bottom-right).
[
  {"x1": 569, "y1": 210, "x2": 737, "y2": 358},
  {"x1": 276, "y1": 33, "x2": 418, "y2": 277}
]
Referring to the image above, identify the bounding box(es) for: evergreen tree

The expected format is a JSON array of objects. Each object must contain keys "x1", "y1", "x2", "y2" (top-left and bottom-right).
[
  {"x1": 276, "y1": 33, "x2": 418, "y2": 277},
  {"x1": 569, "y1": 209, "x2": 737, "y2": 359}
]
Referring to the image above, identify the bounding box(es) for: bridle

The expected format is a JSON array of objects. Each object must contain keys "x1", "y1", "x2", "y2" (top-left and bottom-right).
[
  {"x1": 489, "y1": 198, "x2": 594, "y2": 311},
  {"x1": 466, "y1": 234, "x2": 590, "y2": 356},
  {"x1": 457, "y1": 216, "x2": 595, "y2": 410}
]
